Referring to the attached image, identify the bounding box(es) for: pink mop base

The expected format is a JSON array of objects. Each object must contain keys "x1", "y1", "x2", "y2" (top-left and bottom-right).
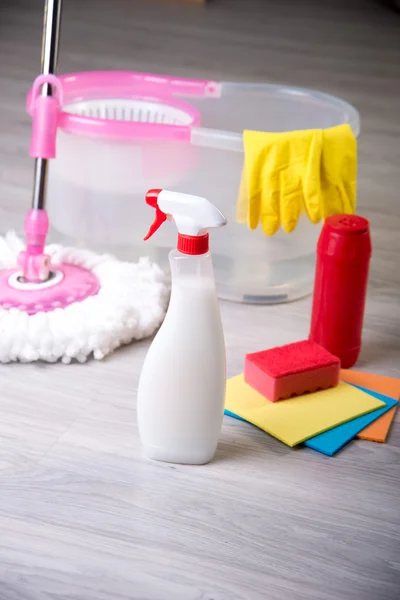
[{"x1": 0, "y1": 263, "x2": 100, "y2": 315}]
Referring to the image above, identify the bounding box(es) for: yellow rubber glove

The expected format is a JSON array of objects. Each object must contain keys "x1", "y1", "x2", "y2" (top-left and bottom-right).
[
  {"x1": 320, "y1": 124, "x2": 357, "y2": 220},
  {"x1": 237, "y1": 124, "x2": 357, "y2": 235}
]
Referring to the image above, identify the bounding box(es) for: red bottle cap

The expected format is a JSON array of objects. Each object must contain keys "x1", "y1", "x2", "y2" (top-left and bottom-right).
[
  {"x1": 324, "y1": 215, "x2": 369, "y2": 236},
  {"x1": 178, "y1": 233, "x2": 209, "y2": 255},
  {"x1": 318, "y1": 214, "x2": 371, "y2": 261}
]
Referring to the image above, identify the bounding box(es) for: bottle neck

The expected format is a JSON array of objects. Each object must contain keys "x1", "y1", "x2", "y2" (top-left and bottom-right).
[
  {"x1": 168, "y1": 248, "x2": 215, "y2": 290},
  {"x1": 177, "y1": 233, "x2": 209, "y2": 255}
]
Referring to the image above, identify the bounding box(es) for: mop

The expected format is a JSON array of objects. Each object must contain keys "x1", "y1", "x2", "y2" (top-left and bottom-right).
[{"x1": 0, "y1": 0, "x2": 168, "y2": 364}]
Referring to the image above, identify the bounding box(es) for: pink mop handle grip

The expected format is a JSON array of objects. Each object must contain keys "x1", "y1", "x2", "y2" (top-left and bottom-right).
[
  {"x1": 24, "y1": 208, "x2": 49, "y2": 251},
  {"x1": 29, "y1": 74, "x2": 63, "y2": 159},
  {"x1": 17, "y1": 209, "x2": 50, "y2": 282}
]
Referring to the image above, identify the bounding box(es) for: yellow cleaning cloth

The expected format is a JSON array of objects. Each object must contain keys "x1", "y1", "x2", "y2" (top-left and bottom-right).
[
  {"x1": 225, "y1": 375, "x2": 384, "y2": 447},
  {"x1": 237, "y1": 124, "x2": 357, "y2": 235}
]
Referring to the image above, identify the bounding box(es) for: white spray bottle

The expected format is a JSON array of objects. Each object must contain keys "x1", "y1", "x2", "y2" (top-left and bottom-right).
[{"x1": 137, "y1": 189, "x2": 227, "y2": 465}]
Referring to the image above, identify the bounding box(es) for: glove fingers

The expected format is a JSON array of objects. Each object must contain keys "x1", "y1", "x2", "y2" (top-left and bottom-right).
[
  {"x1": 236, "y1": 165, "x2": 248, "y2": 224},
  {"x1": 280, "y1": 170, "x2": 302, "y2": 233},
  {"x1": 246, "y1": 161, "x2": 262, "y2": 231},
  {"x1": 260, "y1": 184, "x2": 281, "y2": 236},
  {"x1": 344, "y1": 178, "x2": 357, "y2": 214},
  {"x1": 337, "y1": 180, "x2": 356, "y2": 216},
  {"x1": 321, "y1": 124, "x2": 357, "y2": 217},
  {"x1": 247, "y1": 194, "x2": 261, "y2": 229},
  {"x1": 243, "y1": 131, "x2": 280, "y2": 231},
  {"x1": 321, "y1": 182, "x2": 343, "y2": 218},
  {"x1": 338, "y1": 126, "x2": 357, "y2": 214},
  {"x1": 342, "y1": 141, "x2": 357, "y2": 215},
  {"x1": 303, "y1": 130, "x2": 323, "y2": 224}
]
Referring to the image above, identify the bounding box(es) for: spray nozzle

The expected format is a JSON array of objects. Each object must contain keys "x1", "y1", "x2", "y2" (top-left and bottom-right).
[
  {"x1": 144, "y1": 188, "x2": 226, "y2": 251},
  {"x1": 144, "y1": 189, "x2": 167, "y2": 240},
  {"x1": 144, "y1": 188, "x2": 227, "y2": 255}
]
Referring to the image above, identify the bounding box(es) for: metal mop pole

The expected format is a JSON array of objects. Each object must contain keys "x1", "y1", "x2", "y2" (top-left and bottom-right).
[
  {"x1": 17, "y1": 0, "x2": 63, "y2": 283},
  {"x1": 32, "y1": 0, "x2": 63, "y2": 211}
]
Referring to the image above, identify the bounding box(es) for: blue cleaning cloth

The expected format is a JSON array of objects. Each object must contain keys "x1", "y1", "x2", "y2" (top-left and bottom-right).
[
  {"x1": 224, "y1": 385, "x2": 398, "y2": 457},
  {"x1": 304, "y1": 385, "x2": 398, "y2": 456},
  {"x1": 225, "y1": 409, "x2": 246, "y2": 422}
]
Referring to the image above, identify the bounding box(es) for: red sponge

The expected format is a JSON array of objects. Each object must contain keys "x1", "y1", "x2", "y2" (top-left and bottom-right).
[{"x1": 244, "y1": 340, "x2": 340, "y2": 402}]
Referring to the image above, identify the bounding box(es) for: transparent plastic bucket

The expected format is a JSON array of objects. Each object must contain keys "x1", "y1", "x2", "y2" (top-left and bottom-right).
[{"x1": 40, "y1": 72, "x2": 360, "y2": 303}]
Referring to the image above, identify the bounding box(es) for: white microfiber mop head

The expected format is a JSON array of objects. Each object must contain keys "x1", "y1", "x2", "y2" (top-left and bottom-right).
[{"x1": 0, "y1": 232, "x2": 169, "y2": 364}]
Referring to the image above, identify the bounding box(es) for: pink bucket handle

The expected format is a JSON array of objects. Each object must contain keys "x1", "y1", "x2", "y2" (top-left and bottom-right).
[
  {"x1": 29, "y1": 74, "x2": 63, "y2": 112},
  {"x1": 128, "y1": 73, "x2": 221, "y2": 98},
  {"x1": 26, "y1": 71, "x2": 222, "y2": 142},
  {"x1": 38, "y1": 71, "x2": 221, "y2": 102}
]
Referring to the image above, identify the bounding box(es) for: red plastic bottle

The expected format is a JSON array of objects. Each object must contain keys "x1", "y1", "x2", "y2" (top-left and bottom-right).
[{"x1": 309, "y1": 215, "x2": 372, "y2": 369}]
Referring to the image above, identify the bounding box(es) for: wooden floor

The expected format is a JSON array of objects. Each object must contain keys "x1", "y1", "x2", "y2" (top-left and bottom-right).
[{"x1": 1, "y1": 0, "x2": 400, "y2": 598}]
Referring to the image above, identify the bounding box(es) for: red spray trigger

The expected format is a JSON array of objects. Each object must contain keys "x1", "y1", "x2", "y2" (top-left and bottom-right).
[{"x1": 144, "y1": 189, "x2": 167, "y2": 241}]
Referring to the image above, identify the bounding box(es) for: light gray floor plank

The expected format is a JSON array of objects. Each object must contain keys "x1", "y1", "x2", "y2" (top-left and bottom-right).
[{"x1": 0, "y1": 1, "x2": 400, "y2": 599}]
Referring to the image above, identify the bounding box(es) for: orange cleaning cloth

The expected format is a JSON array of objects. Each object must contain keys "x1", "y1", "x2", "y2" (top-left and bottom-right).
[{"x1": 341, "y1": 369, "x2": 400, "y2": 442}]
